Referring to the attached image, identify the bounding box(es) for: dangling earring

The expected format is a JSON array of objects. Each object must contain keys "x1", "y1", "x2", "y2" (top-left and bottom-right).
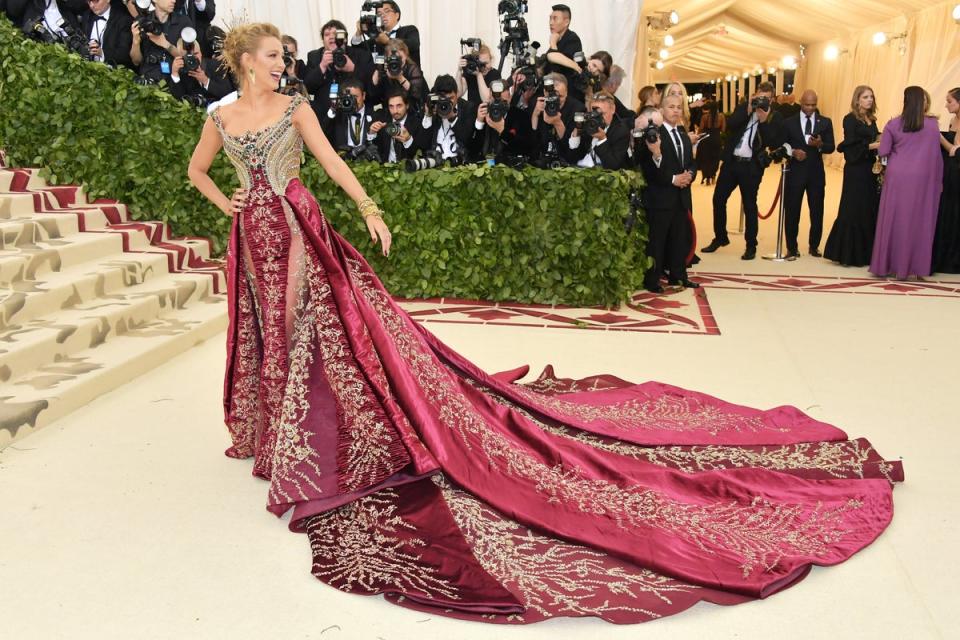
[{"x1": 248, "y1": 67, "x2": 255, "y2": 85}]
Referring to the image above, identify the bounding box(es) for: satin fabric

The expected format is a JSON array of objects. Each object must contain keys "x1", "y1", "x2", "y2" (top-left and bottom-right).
[{"x1": 217, "y1": 99, "x2": 902, "y2": 624}]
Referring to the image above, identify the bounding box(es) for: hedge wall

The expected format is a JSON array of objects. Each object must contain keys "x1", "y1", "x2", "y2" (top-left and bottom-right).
[{"x1": 0, "y1": 17, "x2": 648, "y2": 306}]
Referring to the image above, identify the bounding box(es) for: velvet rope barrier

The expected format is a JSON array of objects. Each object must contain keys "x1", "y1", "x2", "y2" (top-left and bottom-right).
[{"x1": 759, "y1": 177, "x2": 783, "y2": 221}]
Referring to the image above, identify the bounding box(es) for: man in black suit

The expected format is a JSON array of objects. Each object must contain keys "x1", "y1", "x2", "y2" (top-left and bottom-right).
[
  {"x1": 81, "y1": 0, "x2": 133, "y2": 70},
  {"x1": 703, "y1": 81, "x2": 783, "y2": 260},
  {"x1": 353, "y1": 0, "x2": 420, "y2": 67},
  {"x1": 320, "y1": 78, "x2": 377, "y2": 154},
  {"x1": 173, "y1": 0, "x2": 213, "y2": 55},
  {"x1": 415, "y1": 74, "x2": 486, "y2": 162},
  {"x1": 544, "y1": 4, "x2": 585, "y2": 104},
  {"x1": 20, "y1": 0, "x2": 84, "y2": 38},
  {"x1": 305, "y1": 20, "x2": 374, "y2": 110},
  {"x1": 366, "y1": 90, "x2": 422, "y2": 163},
  {"x1": 782, "y1": 89, "x2": 835, "y2": 258},
  {"x1": 567, "y1": 92, "x2": 630, "y2": 170},
  {"x1": 530, "y1": 73, "x2": 583, "y2": 166},
  {"x1": 638, "y1": 94, "x2": 699, "y2": 292}
]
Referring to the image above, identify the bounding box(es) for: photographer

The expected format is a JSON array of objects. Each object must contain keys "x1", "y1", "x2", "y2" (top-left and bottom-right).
[
  {"x1": 567, "y1": 92, "x2": 629, "y2": 170},
  {"x1": 20, "y1": 0, "x2": 84, "y2": 42},
  {"x1": 370, "y1": 38, "x2": 427, "y2": 113},
  {"x1": 168, "y1": 33, "x2": 232, "y2": 107},
  {"x1": 353, "y1": 1, "x2": 420, "y2": 67},
  {"x1": 530, "y1": 72, "x2": 582, "y2": 166},
  {"x1": 129, "y1": 0, "x2": 191, "y2": 84},
  {"x1": 544, "y1": 4, "x2": 584, "y2": 102},
  {"x1": 638, "y1": 94, "x2": 698, "y2": 292},
  {"x1": 415, "y1": 74, "x2": 485, "y2": 162},
  {"x1": 305, "y1": 20, "x2": 374, "y2": 107},
  {"x1": 457, "y1": 41, "x2": 501, "y2": 106},
  {"x1": 604, "y1": 65, "x2": 636, "y2": 123},
  {"x1": 172, "y1": 0, "x2": 214, "y2": 55},
  {"x1": 281, "y1": 34, "x2": 306, "y2": 81},
  {"x1": 703, "y1": 81, "x2": 783, "y2": 260},
  {"x1": 320, "y1": 78, "x2": 376, "y2": 154},
  {"x1": 80, "y1": 0, "x2": 134, "y2": 70},
  {"x1": 367, "y1": 90, "x2": 422, "y2": 163}
]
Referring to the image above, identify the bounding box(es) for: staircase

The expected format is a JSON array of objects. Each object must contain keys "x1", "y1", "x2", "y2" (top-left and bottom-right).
[{"x1": 0, "y1": 157, "x2": 228, "y2": 448}]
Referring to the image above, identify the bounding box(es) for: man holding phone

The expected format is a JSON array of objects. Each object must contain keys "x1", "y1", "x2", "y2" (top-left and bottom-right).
[{"x1": 782, "y1": 89, "x2": 835, "y2": 258}]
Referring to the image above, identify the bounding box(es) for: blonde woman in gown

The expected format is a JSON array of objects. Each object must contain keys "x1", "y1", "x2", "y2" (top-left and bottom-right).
[{"x1": 187, "y1": 23, "x2": 902, "y2": 625}]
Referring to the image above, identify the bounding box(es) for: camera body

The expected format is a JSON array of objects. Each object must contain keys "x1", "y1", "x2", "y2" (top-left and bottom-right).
[
  {"x1": 428, "y1": 93, "x2": 456, "y2": 119},
  {"x1": 385, "y1": 121, "x2": 403, "y2": 137},
  {"x1": 134, "y1": 0, "x2": 164, "y2": 37},
  {"x1": 461, "y1": 54, "x2": 480, "y2": 75},
  {"x1": 543, "y1": 77, "x2": 561, "y2": 117},
  {"x1": 59, "y1": 21, "x2": 93, "y2": 60},
  {"x1": 487, "y1": 80, "x2": 509, "y2": 123},
  {"x1": 337, "y1": 91, "x2": 360, "y2": 114},
  {"x1": 576, "y1": 110, "x2": 605, "y2": 137},
  {"x1": 751, "y1": 95, "x2": 771, "y2": 112},
  {"x1": 332, "y1": 30, "x2": 348, "y2": 69},
  {"x1": 359, "y1": 1, "x2": 385, "y2": 37},
  {"x1": 759, "y1": 143, "x2": 793, "y2": 168},
  {"x1": 385, "y1": 52, "x2": 403, "y2": 75},
  {"x1": 183, "y1": 94, "x2": 207, "y2": 108},
  {"x1": 571, "y1": 52, "x2": 602, "y2": 94},
  {"x1": 347, "y1": 143, "x2": 382, "y2": 163},
  {"x1": 634, "y1": 122, "x2": 660, "y2": 144},
  {"x1": 182, "y1": 27, "x2": 201, "y2": 72}
]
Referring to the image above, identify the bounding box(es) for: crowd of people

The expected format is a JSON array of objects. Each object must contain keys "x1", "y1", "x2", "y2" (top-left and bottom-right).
[{"x1": 3, "y1": 1, "x2": 958, "y2": 286}]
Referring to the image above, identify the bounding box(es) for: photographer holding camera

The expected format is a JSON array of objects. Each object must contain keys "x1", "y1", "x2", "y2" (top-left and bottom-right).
[
  {"x1": 281, "y1": 34, "x2": 306, "y2": 81},
  {"x1": 305, "y1": 20, "x2": 375, "y2": 109},
  {"x1": 320, "y1": 78, "x2": 376, "y2": 154},
  {"x1": 567, "y1": 92, "x2": 629, "y2": 170},
  {"x1": 129, "y1": 0, "x2": 191, "y2": 84},
  {"x1": 168, "y1": 27, "x2": 232, "y2": 107},
  {"x1": 544, "y1": 4, "x2": 585, "y2": 102},
  {"x1": 367, "y1": 89, "x2": 422, "y2": 163},
  {"x1": 415, "y1": 75, "x2": 485, "y2": 162},
  {"x1": 457, "y1": 40, "x2": 502, "y2": 106},
  {"x1": 370, "y1": 38, "x2": 427, "y2": 112},
  {"x1": 80, "y1": 0, "x2": 134, "y2": 70},
  {"x1": 530, "y1": 72, "x2": 582, "y2": 167},
  {"x1": 20, "y1": 0, "x2": 83, "y2": 40},
  {"x1": 638, "y1": 94, "x2": 699, "y2": 293},
  {"x1": 703, "y1": 81, "x2": 784, "y2": 260},
  {"x1": 353, "y1": 1, "x2": 421, "y2": 67},
  {"x1": 172, "y1": 0, "x2": 214, "y2": 56}
]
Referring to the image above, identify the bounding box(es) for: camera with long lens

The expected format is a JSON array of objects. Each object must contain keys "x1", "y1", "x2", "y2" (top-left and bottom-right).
[
  {"x1": 576, "y1": 110, "x2": 605, "y2": 137},
  {"x1": 385, "y1": 52, "x2": 403, "y2": 75},
  {"x1": 134, "y1": 0, "x2": 163, "y2": 37},
  {"x1": 359, "y1": 0, "x2": 385, "y2": 37},
  {"x1": 59, "y1": 20, "x2": 93, "y2": 60},
  {"x1": 337, "y1": 90, "x2": 360, "y2": 114},
  {"x1": 487, "y1": 80, "x2": 509, "y2": 122},
  {"x1": 346, "y1": 143, "x2": 382, "y2": 163},
  {"x1": 405, "y1": 149, "x2": 444, "y2": 172},
  {"x1": 759, "y1": 143, "x2": 793, "y2": 168},
  {"x1": 183, "y1": 94, "x2": 207, "y2": 108},
  {"x1": 182, "y1": 27, "x2": 201, "y2": 72},
  {"x1": 543, "y1": 77, "x2": 561, "y2": 117},
  {"x1": 332, "y1": 29, "x2": 348, "y2": 69},
  {"x1": 751, "y1": 95, "x2": 771, "y2": 112},
  {"x1": 24, "y1": 18, "x2": 58, "y2": 44}
]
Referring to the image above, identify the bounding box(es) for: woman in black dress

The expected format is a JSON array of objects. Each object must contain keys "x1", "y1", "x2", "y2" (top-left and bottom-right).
[
  {"x1": 697, "y1": 99, "x2": 724, "y2": 185},
  {"x1": 824, "y1": 85, "x2": 882, "y2": 266},
  {"x1": 933, "y1": 87, "x2": 960, "y2": 273}
]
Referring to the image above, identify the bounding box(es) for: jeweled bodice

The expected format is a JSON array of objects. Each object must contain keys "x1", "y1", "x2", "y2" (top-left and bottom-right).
[{"x1": 212, "y1": 94, "x2": 306, "y2": 194}]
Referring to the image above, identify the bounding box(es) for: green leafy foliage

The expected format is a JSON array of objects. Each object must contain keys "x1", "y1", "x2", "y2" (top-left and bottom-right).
[{"x1": 0, "y1": 17, "x2": 649, "y2": 305}]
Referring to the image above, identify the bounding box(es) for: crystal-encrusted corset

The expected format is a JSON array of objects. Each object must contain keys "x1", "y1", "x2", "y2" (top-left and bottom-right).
[{"x1": 212, "y1": 94, "x2": 306, "y2": 194}]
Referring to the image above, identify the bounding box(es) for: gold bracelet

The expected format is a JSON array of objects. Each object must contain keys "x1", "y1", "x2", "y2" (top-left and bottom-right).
[{"x1": 358, "y1": 198, "x2": 383, "y2": 219}]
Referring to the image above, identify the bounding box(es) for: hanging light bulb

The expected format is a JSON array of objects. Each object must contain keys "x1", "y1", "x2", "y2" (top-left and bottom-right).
[
  {"x1": 664, "y1": 34, "x2": 675, "y2": 47},
  {"x1": 659, "y1": 48, "x2": 670, "y2": 60},
  {"x1": 872, "y1": 32, "x2": 887, "y2": 46}
]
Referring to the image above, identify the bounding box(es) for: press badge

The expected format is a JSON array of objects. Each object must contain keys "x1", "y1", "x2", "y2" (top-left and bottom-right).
[{"x1": 160, "y1": 60, "x2": 171, "y2": 75}]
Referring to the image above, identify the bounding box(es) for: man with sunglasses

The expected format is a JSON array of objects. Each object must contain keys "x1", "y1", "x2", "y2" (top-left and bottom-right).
[{"x1": 352, "y1": 0, "x2": 420, "y2": 67}]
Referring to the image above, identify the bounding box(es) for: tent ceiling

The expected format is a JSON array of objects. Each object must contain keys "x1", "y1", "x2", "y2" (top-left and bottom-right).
[{"x1": 642, "y1": 0, "x2": 947, "y2": 80}]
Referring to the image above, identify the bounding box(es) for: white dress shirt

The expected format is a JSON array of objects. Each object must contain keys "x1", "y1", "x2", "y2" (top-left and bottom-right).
[
  {"x1": 43, "y1": 0, "x2": 69, "y2": 38},
  {"x1": 569, "y1": 126, "x2": 609, "y2": 168},
  {"x1": 734, "y1": 113, "x2": 759, "y2": 158},
  {"x1": 88, "y1": 7, "x2": 111, "y2": 63},
  {"x1": 367, "y1": 116, "x2": 414, "y2": 162}
]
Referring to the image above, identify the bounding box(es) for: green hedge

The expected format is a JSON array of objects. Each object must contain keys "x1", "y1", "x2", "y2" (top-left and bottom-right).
[{"x1": 0, "y1": 17, "x2": 648, "y2": 306}]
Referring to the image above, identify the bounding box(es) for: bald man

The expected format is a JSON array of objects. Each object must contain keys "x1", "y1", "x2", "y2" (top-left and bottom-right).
[{"x1": 782, "y1": 89, "x2": 835, "y2": 258}]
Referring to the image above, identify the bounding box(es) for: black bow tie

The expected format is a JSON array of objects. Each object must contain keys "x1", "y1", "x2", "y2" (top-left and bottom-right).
[{"x1": 94, "y1": 14, "x2": 107, "y2": 21}]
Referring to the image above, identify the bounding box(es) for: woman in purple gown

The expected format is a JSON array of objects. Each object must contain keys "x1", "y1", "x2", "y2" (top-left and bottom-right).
[
  {"x1": 187, "y1": 23, "x2": 901, "y2": 625},
  {"x1": 870, "y1": 86, "x2": 943, "y2": 279}
]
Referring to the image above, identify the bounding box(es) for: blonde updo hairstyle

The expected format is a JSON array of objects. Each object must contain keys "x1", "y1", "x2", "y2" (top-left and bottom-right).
[{"x1": 219, "y1": 22, "x2": 283, "y2": 86}]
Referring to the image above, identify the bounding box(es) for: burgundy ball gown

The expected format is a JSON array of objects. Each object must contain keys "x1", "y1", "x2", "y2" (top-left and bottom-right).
[{"x1": 210, "y1": 94, "x2": 902, "y2": 625}]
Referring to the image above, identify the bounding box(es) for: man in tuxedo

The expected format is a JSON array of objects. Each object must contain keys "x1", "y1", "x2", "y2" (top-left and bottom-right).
[
  {"x1": 782, "y1": 90, "x2": 835, "y2": 258},
  {"x1": 567, "y1": 92, "x2": 630, "y2": 170},
  {"x1": 415, "y1": 75, "x2": 486, "y2": 162},
  {"x1": 543, "y1": 4, "x2": 584, "y2": 104},
  {"x1": 320, "y1": 78, "x2": 377, "y2": 154},
  {"x1": 353, "y1": 0, "x2": 420, "y2": 67},
  {"x1": 367, "y1": 90, "x2": 422, "y2": 163},
  {"x1": 638, "y1": 94, "x2": 698, "y2": 293},
  {"x1": 530, "y1": 73, "x2": 583, "y2": 166},
  {"x1": 305, "y1": 20, "x2": 374, "y2": 110},
  {"x1": 81, "y1": 0, "x2": 133, "y2": 70},
  {"x1": 173, "y1": 0, "x2": 214, "y2": 55},
  {"x1": 703, "y1": 81, "x2": 783, "y2": 260}
]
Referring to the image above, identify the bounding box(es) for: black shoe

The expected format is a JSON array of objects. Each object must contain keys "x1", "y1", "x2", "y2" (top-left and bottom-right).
[
  {"x1": 669, "y1": 279, "x2": 700, "y2": 289},
  {"x1": 690, "y1": 254, "x2": 701, "y2": 266},
  {"x1": 809, "y1": 247, "x2": 822, "y2": 258},
  {"x1": 702, "y1": 238, "x2": 730, "y2": 253},
  {"x1": 645, "y1": 284, "x2": 665, "y2": 294},
  {"x1": 741, "y1": 248, "x2": 757, "y2": 260},
  {"x1": 785, "y1": 249, "x2": 801, "y2": 259}
]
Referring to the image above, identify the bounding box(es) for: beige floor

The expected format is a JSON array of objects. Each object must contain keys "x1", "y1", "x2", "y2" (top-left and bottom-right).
[{"x1": 2, "y1": 168, "x2": 959, "y2": 639}]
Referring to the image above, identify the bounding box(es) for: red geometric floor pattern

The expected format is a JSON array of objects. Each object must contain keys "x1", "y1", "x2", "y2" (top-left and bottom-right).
[
  {"x1": 691, "y1": 272, "x2": 960, "y2": 298},
  {"x1": 396, "y1": 287, "x2": 720, "y2": 336}
]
